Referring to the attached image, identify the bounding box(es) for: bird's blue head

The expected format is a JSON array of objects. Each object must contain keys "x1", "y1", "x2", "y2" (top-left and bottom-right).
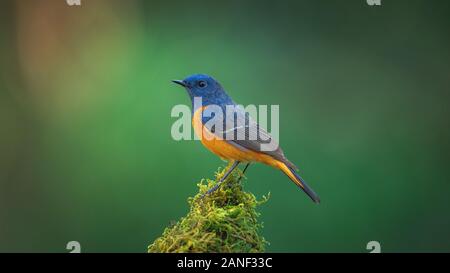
[{"x1": 172, "y1": 74, "x2": 234, "y2": 108}]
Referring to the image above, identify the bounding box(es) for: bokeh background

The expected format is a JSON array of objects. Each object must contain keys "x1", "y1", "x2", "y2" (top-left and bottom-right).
[{"x1": 1, "y1": 0, "x2": 449, "y2": 253}]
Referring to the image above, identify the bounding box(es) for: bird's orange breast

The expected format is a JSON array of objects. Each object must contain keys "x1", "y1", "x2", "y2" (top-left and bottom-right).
[{"x1": 192, "y1": 106, "x2": 279, "y2": 167}]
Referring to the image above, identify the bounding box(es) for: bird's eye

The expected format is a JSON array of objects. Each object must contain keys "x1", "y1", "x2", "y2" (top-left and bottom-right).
[{"x1": 198, "y1": 81, "x2": 207, "y2": 88}]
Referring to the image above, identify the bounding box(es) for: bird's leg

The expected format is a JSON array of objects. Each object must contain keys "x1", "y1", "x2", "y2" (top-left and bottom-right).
[
  {"x1": 203, "y1": 161, "x2": 240, "y2": 197},
  {"x1": 237, "y1": 163, "x2": 251, "y2": 184}
]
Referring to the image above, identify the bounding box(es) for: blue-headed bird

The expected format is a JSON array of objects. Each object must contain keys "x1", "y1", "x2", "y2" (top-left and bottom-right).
[{"x1": 172, "y1": 74, "x2": 320, "y2": 203}]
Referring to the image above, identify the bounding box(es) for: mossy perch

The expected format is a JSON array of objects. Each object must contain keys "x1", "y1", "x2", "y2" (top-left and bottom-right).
[{"x1": 148, "y1": 164, "x2": 269, "y2": 253}]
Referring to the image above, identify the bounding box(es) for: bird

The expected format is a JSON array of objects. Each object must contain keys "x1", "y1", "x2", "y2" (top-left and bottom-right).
[{"x1": 172, "y1": 74, "x2": 320, "y2": 203}]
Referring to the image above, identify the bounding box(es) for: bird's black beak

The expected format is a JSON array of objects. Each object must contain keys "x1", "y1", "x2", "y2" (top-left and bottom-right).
[{"x1": 172, "y1": 80, "x2": 186, "y2": 87}]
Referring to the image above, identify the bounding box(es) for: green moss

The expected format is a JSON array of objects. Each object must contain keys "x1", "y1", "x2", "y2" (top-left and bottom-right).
[{"x1": 148, "y1": 163, "x2": 269, "y2": 253}]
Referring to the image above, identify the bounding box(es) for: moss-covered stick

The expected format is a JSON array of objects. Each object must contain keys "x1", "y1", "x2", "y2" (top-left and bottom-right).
[{"x1": 148, "y1": 164, "x2": 269, "y2": 253}]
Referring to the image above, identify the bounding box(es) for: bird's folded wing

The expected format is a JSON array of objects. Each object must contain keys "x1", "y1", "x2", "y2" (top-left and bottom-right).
[{"x1": 205, "y1": 105, "x2": 296, "y2": 169}]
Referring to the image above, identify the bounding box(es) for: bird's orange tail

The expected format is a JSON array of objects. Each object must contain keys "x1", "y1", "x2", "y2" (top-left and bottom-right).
[{"x1": 277, "y1": 161, "x2": 320, "y2": 203}]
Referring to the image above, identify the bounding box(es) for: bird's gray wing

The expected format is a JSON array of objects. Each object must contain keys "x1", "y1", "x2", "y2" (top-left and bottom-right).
[{"x1": 209, "y1": 105, "x2": 297, "y2": 169}]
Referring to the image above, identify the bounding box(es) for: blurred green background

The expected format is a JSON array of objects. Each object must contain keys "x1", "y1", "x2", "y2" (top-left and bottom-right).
[{"x1": 1, "y1": 0, "x2": 449, "y2": 253}]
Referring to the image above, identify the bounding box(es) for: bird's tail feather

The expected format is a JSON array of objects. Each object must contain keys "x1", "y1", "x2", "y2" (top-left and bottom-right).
[{"x1": 277, "y1": 162, "x2": 320, "y2": 203}]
